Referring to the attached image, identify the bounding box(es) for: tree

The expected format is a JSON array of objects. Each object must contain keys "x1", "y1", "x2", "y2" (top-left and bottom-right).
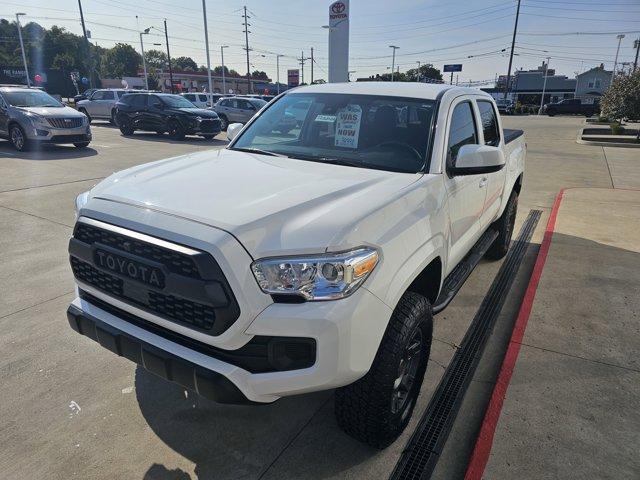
[
  {"x1": 406, "y1": 65, "x2": 443, "y2": 82},
  {"x1": 251, "y1": 70, "x2": 269, "y2": 81},
  {"x1": 101, "y1": 43, "x2": 141, "y2": 78},
  {"x1": 145, "y1": 49, "x2": 168, "y2": 69},
  {"x1": 213, "y1": 65, "x2": 230, "y2": 75},
  {"x1": 601, "y1": 70, "x2": 640, "y2": 131},
  {"x1": 172, "y1": 56, "x2": 198, "y2": 71}
]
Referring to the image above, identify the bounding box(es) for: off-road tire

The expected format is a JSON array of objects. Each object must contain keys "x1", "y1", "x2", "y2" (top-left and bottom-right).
[
  {"x1": 486, "y1": 190, "x2": 518, "y2": 260},
  {"x1": 335, "y1": 291, "x2": 433, "y2": 449},
  {"x1": 110, "y1": 109, "x2": 117, "y2": 125}
]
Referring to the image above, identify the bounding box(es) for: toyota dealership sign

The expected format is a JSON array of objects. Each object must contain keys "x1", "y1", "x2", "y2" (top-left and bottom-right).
[{"x1": 328, "y1": 0, "x2": 349, "y2": 83}]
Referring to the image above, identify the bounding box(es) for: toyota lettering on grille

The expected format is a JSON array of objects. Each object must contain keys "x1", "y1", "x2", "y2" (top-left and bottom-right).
[{"x1": 94, "y1": 249, "x2": 165, "y2": 288}]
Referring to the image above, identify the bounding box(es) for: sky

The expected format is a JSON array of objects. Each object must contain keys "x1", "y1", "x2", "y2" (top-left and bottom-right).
[{"x1": 2, "y1": 0, "x2": 640, "y2": 85}]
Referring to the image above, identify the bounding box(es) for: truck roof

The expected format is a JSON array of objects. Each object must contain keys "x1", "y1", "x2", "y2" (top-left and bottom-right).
[{"x1": 287, "y1": 82, "x2": 488, "y2": 101}]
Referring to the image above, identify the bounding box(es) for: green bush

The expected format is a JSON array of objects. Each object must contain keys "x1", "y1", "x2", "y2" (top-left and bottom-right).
[
  {"x1": 514, "y1": 106, "x2": 522, "y2": 114},
  {"x1": 601, "y1": 70, "x2": 640, "y2": 122},
  {"x1": 610, "y1": 122, "x2": 624, "y2": 135}
]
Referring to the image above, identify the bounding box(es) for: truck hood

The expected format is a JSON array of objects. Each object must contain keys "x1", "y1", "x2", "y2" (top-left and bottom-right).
[{"x1": 90, "y1": 148, "x2": 421, "y2": 258}]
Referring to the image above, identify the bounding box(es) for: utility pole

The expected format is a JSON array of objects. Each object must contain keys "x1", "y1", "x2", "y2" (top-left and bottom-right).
[
  {"x1": 634, "y1": 38, "x2": 639, "y2": 73},
  {"x1": 389, "y1": 45, "x2": 399, "y2": 81},
  {"x1": 242, "y1": 6, "x2": 252, "y2": 93},
  {"x1": 77, "y1": 1, "x2": 93, "y2": 88},
  {"x1": 538, "y1": 56, "x2": 550, "y2": 115},
  {"x1": 276, "y1": 54, "x2": 283, "y2": 94},
  {"x1": 163, "y1": 19, "x2": 174, "y2": 93},
  {"x1": 503, "y1": 0, "x2": 521, "y2": 101},
  {"x1": 221, "y1": 45, "x2": 229, "y2": 94},
  {"x1": 139, "y1": 28, "x2": 150, "y2": 90},
  {"x1": 298, "y1": 50, "x2": 310, "y2": 84},
  {"x1": 416, "y1": 61, "x2": 421, "y2": 82},
  {"x1": 613, "y1": 34, "x2": 625, "y2": 77},
  {"x1": 310, "y1": 47, "x2": 314, "y2": 84},
  {"x1": 201, "y1": 0, "x2": 213, "y2": 97},
  {"x1": 15, "y1": 13, "x2": 30, "y2": 87}
]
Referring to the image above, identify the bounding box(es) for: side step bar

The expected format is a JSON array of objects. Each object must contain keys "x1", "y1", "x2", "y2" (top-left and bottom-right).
[{"x1": 432, "y1": 228, "x2": 499, "y2": 314}]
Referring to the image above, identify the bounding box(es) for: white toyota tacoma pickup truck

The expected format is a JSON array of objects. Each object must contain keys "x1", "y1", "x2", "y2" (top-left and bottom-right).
[{"x1": 68, "y1": 82, "x2": 525, "y2": 448}]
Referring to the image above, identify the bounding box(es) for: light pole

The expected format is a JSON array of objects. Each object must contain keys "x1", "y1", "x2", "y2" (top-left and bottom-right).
[
  {"x1": 139, "y1": 28, "x2": 151, "y2": 90},
  {"x1": 613, "y1": 34, "x2": 625, "y2": 76},
  {"x1": 416, "y1": 61, "x2": 421, "y2": 82},
  {"x1": 15, "y1": 13, "x2": 30, "y2": 87},
  {"x1": 220, "y1": 45, "x2": 229, "y2": 94},
  {"x1": 538, "y1": 56, "x2": 551, "y2": 115},
  {"x1": 276, "y1": 54, "x2": 284, "y2": 94},
  {"x1": 201, "y1": 0, "x2": 214, "y2": 98},
  {"x1": 389, "y1": 45, "x2": 399, "y2": 81}
]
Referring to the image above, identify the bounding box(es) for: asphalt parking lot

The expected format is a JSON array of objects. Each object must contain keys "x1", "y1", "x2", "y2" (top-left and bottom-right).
[{"x1": 1, "y1": 117, "x2": 638, "y2": 480}]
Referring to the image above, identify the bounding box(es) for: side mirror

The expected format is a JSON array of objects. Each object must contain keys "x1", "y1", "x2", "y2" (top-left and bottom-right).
[
  {"x1": 226, "y1": 123, "x2": 243, "y2": 141},
  {"x1": 448, "y1": 144, "x2": 505, "y2": 176}
]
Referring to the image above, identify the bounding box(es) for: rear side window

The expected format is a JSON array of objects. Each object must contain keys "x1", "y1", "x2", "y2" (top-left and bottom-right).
[
  {"x1": 477, "y1": 100, "x2": 500, "y2": 147},
  {"x1": 129, "y1": 95, "x2": 147, "y2": 108},
  {"x1": 447, "y1": 102, "x2": 478, "y2": 163},
  {"x1": 184, "y1": 94, "x2": 194, "y2": 101},
  {"x1": 198, "y1": 95, "x2": 207, "y2": 102}
]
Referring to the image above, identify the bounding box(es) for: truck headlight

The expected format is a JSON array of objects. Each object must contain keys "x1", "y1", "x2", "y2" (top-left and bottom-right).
[
  {"x1": 74, "y1": 190, "x2": 90, "y2": 216},
  {"x1": 251, "y1": 247, "x2": 379, "y2": 301}
]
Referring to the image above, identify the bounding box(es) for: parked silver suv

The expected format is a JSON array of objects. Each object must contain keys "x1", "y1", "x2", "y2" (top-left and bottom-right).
[
  {"x1": 77, "y1": 89, "x2": 129, "y2": 123},
  {"x1": 0, "y1": 86, "x2": 91, "y2": 151},
  {"x1": 212, "y1": 96, "x2": 266, "y2": 130}
]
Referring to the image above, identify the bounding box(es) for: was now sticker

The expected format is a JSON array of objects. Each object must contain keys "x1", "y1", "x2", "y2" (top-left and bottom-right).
[{"x1": 335, "y1": 105, "x2": 362, "y2": 149}]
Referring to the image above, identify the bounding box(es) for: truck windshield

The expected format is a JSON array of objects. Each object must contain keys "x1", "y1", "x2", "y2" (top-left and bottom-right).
[
  {"x1": 4, "y1": 90, "x2": 62, "y2": 108},
  {"x1": 231, "y1": 93, "x2": 436, "y2": 174}
]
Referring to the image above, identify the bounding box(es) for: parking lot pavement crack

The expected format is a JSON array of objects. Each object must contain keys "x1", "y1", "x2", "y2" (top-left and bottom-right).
[
  {"x1": 601, "y1": 146, "x2": 615, "y2": 189},
  {"x1": 0, "y1": 204, "x2": 74, "y2": 229},
  {"x1": 517, "y1": 341, "x2": 640, "y2": 374},
  {"x1": 256, "y1": 395, "x2": 333, "y2": 480},
  {"x1": 0, "y1": 291, "x2": 74, "y2": 322},
  {"x1": 0, "y1": 176, "x2": 106, "y2": 194}
]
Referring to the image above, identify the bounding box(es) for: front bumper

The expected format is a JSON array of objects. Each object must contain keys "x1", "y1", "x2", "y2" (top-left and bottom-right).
[
  {"x1": 69, "y1": 284, "x2": 391, "y2": 404},
  {"x1": 187, "y1": 118, "x2": 221, "y2": 136},
  {"x1": 26, "y1": 123, "x2": 91, "y2": 143}
]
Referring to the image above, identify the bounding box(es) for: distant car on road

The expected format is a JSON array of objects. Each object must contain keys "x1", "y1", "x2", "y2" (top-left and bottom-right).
[
  {"x1": 211, "y1": 96, "x2": 267, "y2": 130},
  {"x1": 495, "y1": 98, "x2": 514, "y2": 115},
  {"x1": 115, "y1": 92, "x2": 221, "y2": 140},
  {"x1": 0, "y1": 86, "x2": 91, "y2": 151},
  {"x1": 543, "y1": 98, "x2": 599, "y2": 117},
  {"x1": 77, "y1": 89, "x2": 130, "y2": 123},
  {"x1": 180, "y1": 92, "x2": 227, "y2": 108}
]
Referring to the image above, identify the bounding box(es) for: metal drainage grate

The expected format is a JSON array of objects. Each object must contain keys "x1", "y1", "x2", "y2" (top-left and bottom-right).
[{"x1": 390, "y1": 209, "x2": 542, "y2": 480}]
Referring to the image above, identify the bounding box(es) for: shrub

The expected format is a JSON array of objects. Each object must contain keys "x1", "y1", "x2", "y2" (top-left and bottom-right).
[
  {"x1": 514, "y1": 105, "x2": 522, "y2": 114},
  {"x1": 610, "y1": 122, "x2": 624, "y2": 135},
  {"x1": 601, "y1": 70, "x2": 640, "y2": 123}
]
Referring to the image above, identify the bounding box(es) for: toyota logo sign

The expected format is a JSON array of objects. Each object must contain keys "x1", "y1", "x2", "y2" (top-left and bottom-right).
[{"x1": 331, "y1": 2, "x2": 345, "y2": 14}]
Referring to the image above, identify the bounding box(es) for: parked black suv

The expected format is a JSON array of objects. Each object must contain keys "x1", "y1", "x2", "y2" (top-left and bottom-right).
[
  {"x1": 543, "y1": 98, "x2": 599, "y2": 117},
  {"x1": 115, "y1": 93, "x2": 221, "y2": 140}
]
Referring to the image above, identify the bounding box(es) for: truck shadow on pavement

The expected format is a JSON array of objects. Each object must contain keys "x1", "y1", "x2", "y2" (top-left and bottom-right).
[{"x1": 134, "y1": 367, "x2": 377, "y2": 480}]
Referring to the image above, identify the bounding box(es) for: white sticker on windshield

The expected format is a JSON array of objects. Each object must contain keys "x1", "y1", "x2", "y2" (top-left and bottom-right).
[
  {"x1": 315, "y1": 114, "x2": 336, "y2": 123},
  {"x1": 335, "y1": 105, "x2": 362, "y2": 149}
]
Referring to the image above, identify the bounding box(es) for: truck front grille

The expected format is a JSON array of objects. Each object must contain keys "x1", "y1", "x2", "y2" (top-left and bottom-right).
[{"x1": 69, "y1": 218, "x2": 240, "y2": 335}]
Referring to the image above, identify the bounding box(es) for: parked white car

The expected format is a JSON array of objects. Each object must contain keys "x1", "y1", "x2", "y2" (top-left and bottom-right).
[
  {"x1": 77, "y1": 89, "x2": 129, "y2": 123},
  {"x1": 68, "y1": 82, "x2": 525, "y2": 448}
]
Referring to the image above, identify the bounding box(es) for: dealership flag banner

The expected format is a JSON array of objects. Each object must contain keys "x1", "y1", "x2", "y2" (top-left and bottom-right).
[{"x1": 328, "y1": 0, "x2": 349, "y2": 83}]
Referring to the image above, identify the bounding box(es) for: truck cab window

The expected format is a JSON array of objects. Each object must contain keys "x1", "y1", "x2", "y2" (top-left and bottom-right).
[
  {"x1": 447, "y1": 102, "x2": 478, "y2": 163},
  {"x1": 477, "y1": 100, "x2": 500, "y2": 147}
]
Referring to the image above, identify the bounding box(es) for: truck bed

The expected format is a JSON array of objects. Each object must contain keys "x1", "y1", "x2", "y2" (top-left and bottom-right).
[{"x1": 504, "y1": 128, "x2": 524, "y2": 144}]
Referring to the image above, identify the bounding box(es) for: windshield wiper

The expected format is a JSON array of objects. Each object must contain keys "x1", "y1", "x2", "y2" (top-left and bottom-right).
[{"x1": 231, "y1": 147, "x2": 289, "y2": 157}]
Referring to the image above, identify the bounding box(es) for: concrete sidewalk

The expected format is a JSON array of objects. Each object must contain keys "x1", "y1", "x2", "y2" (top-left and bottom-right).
[{"x1": 481, "y1": 188, "x2": 640, "y2": 479}]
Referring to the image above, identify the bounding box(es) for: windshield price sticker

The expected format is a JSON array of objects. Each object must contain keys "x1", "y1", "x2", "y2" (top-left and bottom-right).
[{"x1": 335, "y1": 105, "x2": 362, "y2": 149}]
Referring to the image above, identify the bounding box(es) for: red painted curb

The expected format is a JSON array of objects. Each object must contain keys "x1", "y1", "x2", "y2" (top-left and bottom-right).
[{"x1": 464, "y1": 189, "x2": 565, "y2": 480}]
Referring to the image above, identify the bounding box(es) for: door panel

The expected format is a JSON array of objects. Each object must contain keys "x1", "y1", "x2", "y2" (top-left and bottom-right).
[{"x1": 443, "y1": 99, "x2": 487, "y2": 271}]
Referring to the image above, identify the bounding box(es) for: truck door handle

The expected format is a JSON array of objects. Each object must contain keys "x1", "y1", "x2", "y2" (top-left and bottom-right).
[{"x1": 479, "y1": 177, "x2": 488, "y2": 188}]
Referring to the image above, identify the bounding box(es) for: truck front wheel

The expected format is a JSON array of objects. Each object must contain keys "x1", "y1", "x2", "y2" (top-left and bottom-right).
[
  {"x1": 334, "y1": 291, "x2": 433, "y2": 449},
  {"x1": 486, "y1": 190, "x2": 518, "y2": 260}
]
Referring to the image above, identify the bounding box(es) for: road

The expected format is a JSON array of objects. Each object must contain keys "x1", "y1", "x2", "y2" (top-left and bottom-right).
[{"x1": 0, "y1": 117, "x2": 635, "y2": 480}]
